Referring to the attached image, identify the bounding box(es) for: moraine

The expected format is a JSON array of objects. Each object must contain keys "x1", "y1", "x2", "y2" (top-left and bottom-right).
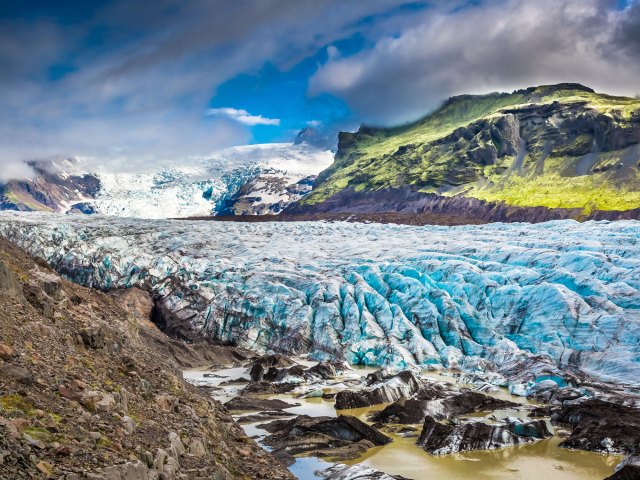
[{"x1": 183, "y1": 360, "x2": 625, "y2": 480}]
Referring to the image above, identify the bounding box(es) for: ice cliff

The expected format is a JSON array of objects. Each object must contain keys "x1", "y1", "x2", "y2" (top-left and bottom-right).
[{"x1": 0, "y1": 213, "x2": 638, "y2": 386}]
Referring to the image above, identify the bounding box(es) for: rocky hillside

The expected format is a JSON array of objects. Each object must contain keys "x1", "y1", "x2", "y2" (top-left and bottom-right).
[
  {"x1": 293, "y1": 83, "x2": 640, "y2": 222},
  {"x1": 0, "y1": 160, "x2": 100, "y2": 213},
  {"x1": 0, "y1": 237, "x2": 292, "y2": 479}
]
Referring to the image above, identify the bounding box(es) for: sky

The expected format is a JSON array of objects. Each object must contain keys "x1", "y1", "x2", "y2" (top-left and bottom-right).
[{"x1": 1, "y1": 0, "x2": 640, "y2": 180}]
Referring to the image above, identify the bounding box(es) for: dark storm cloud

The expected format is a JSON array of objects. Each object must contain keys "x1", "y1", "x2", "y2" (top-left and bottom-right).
[
  {"x1": 310, "y1": 0, "x2": 640, "y2": 126},
  {"x1": 613, "y1": 0, "x2": 640, "y2": 56}
]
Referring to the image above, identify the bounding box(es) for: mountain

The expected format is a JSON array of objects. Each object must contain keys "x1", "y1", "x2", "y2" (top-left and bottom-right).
[
  {"x1": 294, "y1": 125, "x2": 338, "y2": 151},
  {"x1": 0, "y1": 236, "x2": 292, "y2": 479},
  {"x1": 0, "y1": 143, "x2": 333, "y2": 218},
  {"x1": 292, "y1": 83, "x2": 640, "y2": 222},
  {"x1": 0, "y1": 159, "x2": 101, "y2": 213}
]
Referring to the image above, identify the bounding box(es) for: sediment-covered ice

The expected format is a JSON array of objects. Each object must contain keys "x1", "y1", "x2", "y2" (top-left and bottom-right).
[{"x1": 0, "y1": 212, "x2": 638, "y2": 386}]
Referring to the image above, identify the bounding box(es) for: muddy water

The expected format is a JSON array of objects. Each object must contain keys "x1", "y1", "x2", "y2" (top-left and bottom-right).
[
  {"x1": 342, "y1": 405, "x2": 621, "y2": 480},
  {"x1": 184, "y1": 367, "x2": 622, "y2": 480}
]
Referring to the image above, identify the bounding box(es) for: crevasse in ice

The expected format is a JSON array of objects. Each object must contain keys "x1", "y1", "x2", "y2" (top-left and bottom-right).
[{"x1": 0, "y1": 212, "x2": 638, "y2": 385}]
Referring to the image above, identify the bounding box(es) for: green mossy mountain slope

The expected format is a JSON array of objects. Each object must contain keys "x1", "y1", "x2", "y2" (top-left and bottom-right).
[{"x1": 301, "y1": 84, "x2": 640, "y2": 218}]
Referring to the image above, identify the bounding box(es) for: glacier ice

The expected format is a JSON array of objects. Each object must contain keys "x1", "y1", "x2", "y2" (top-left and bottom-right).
[
  {"x1": 0, "y1": 212, "x2": 638, "y2": 386},
  {"x1": 78, "y1": 143, "x2": 333, "y2": 218}
]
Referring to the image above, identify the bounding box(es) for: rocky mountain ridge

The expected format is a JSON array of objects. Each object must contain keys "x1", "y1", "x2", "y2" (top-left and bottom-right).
[
  {"x1": 0, "y1": 159, "x2": 100, "y2": 214},
  {"x1": 293, "y1": 83, "x2": 640, "y2": 222}
]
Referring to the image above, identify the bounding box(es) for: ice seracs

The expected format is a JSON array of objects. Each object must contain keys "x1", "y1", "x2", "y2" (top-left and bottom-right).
[{"x1": 0, "y1": 213, "x2": 638, "y2": 391}]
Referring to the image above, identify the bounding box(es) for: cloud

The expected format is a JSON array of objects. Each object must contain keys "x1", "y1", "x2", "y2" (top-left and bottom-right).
[
  {"x1": 0, "y1": 161, "x2": 35, "y2": 183},
  {"x1": 206, "y1": 108, "x2": 280, "y2": 126},
  {"x1": 0, "y1": 0, "x2": 419, "y2": 178},
  {"x1": 3, "y1": 0, "x2": 640, "y2": 180},
  {"x1": 309, "y1": 0, "x2": 640, "y2": 125}
]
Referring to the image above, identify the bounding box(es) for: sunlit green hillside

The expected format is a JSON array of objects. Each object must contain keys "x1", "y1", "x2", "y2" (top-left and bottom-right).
[{"x1": 305, "y1": 84, "x2": 640, "y2": 213}]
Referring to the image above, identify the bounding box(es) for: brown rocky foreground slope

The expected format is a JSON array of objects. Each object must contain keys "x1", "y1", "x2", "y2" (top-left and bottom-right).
[{"x1": 0, "y1": 237, "x2": 293, "y2": 479}]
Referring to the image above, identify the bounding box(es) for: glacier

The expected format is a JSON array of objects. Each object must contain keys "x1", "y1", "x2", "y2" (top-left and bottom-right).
[
  {"x1": 0, "y1": 212, "x2": 638, "y2": 386},
  {"x1": 24, "y1": 143, "x2": 333, "y2": 218}
]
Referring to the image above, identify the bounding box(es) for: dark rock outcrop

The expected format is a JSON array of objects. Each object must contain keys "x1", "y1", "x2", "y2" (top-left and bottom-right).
[
  {"x1": 291, "y1": 186, "x2": 640, "y2": 223},
  {"x1": 242, "y1": 381, "x2": 298, "y2": 395},
  {"x1": 224, "y1": 396, "x2": 300, "y2": 412},
  {"x1": 307, "y1": 362, "x2": 338, "y2": 380},
  {"x1": 552, "y1": 399, "x2": 640, "y2": 454},
  {"x1": 417, "y1": 416, "x2": 552, "y2": 454},
  {"x1": 249, "y1": 354, "x2": 297, "y2": 382},
  {"x1": 335, "y1": 371, "x2": 421, "y2": 410},
  {"x1": 319, "y1": 463, "x2": 411, "y2": 480},
  {"x1": 262, "y1": 414, "x2": 391, "y2": 464},
  {"x1": 372, "y1": 390, "x2": 518, "y2": 424}
]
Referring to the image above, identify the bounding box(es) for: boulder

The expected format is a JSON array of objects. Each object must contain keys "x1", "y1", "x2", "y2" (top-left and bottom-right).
[
  {"x1": 59, "y1": 384, "x2": 84, "y2": 402},
  {"x1": 21, "y1": 284, "x2": 54, "y2": 317},
  {"x1": 306, "y1": 362, "x2": 337, "y2": 380},
  {"x1": 262, "y1": 414, "x2": 391, "y2": 462},
  {"x1": 102, "y1": 460, "x2": 148, "y2": 480},
  {"x1": 417, "y1": 416, "x2": 551, "y2": 454},
  {"x1": 187, "y1": 438, "x2": 206, "y2": 458},
  {"x1": 109, "y1": 288, "x2": 154, "y2": 321},
  {"x1": 249, "y1": 354, "x2": 296, "y2": 382},
  {"x1": 552, "y1": 399, "x2": 640, "y2": 454},
  {"x1": 155, "y1": 394, "x2": 178, "y2": 413},
  {"x1": 95, "y1": 393, "x2": 116, "y2": 412},
  {"x1": 32, "y1": 270, "x2": 63, "y2": 301},
  {"x1": 263, "y1": 364, "x2": 307, "y2": 383},
  {"x1": 335, "y1": 371, "x2": 421, "y2": 410},
  {"x1": 122, "y1": 416, "x2": 136, "y2": 435},
  {"x1": 1, "y1": 363, "x2": 33, "y2": 385},
  {"x1": 168, "y1": 431, "x2": 185, "y2": 458},
  {"x1": 79, "y1": 325, "x2": 106, "y2": 349},
  {"x1": 318, "y1": 463, "x2": 409, "y2": 480},
  {"x1": 371, "y1": 389, "x2": 515, "y2": 424},
  {"x1": 0, "y1": 343, "x2": 15, "y2": 360}
]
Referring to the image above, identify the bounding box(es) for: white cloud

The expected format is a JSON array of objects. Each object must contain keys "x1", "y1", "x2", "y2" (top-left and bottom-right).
[
  {"x1": 206, "y1": 107, "x2": 280, "y2": 126},
  {"x1": 0, "y1": 0, "x2": 416, "y2": 179},
  {"x1": 0, "y1": 161, "x2": 35, "y2": 183}
]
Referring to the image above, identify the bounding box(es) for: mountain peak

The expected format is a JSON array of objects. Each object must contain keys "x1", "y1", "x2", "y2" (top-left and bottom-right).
[
  {"x1": 444, "y1": 83, "x2": 596, "y2": 107},
  {"x1": 521, "y1": 82, "x2": 595, "y2": 96}
]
